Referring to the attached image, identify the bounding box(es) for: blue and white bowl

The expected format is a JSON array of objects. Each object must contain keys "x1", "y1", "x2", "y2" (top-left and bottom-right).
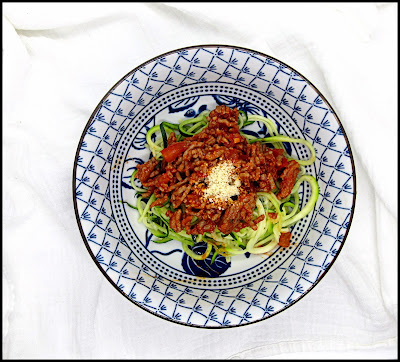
[{"x1": 73, "y1": 45, "x2": 356, "y2": 328}]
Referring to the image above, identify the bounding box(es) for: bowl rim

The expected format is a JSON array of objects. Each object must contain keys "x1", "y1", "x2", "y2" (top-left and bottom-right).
[{"x1": 72, "y1": 44, "x2": 357, "y2": 328}]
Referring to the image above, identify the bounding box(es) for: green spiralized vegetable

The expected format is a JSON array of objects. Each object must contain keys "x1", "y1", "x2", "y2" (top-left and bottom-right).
[{"x1": 127, "y1": 110, "x2": 319, "y2": 261}]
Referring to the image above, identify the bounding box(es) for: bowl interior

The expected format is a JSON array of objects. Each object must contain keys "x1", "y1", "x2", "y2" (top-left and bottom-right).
[{"x1": 74, "y1": 45, "x2": 355, "y2": 328}]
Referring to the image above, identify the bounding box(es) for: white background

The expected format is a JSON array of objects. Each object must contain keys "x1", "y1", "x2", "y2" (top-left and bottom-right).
[{"x1": 3, "y1": 2, "x2": 397, "y2": 359}]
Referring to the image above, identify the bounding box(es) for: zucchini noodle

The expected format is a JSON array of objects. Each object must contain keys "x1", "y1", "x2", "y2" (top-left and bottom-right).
[{"x1": 128, "y1": 109, "x2": 319, "y2": 262}]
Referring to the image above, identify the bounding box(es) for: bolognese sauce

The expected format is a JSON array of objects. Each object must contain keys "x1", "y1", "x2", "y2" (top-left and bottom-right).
[{"x1": 136, "y1": 105, "x2": 299, "y2": 239}]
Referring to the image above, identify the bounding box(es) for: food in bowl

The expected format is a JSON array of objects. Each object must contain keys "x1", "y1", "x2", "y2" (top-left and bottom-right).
[{"x1": 128, "y1": 105, "x2": 319, "y2": 262}]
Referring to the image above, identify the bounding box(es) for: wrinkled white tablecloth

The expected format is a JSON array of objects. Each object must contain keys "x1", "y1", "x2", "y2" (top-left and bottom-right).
[{"x1": 3, "y1": 2, "x2": 397, "y2": 359}]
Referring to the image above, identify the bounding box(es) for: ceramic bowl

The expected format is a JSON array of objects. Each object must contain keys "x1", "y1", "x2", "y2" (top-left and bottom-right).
[{"x1": 73, "y1": 45, "x2": 356, "y2": 328}]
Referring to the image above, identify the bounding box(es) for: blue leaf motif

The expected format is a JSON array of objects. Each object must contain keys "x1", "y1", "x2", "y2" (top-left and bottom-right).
[
  {"x1": 336, "y1": 162, "x2": 345, "y2": 170},
  {"x1": 314, "y1": 97, "x2": 323, "y2": 105},
  {"x1": 95, "y1": 113, "x2": 105, "y2": 122},
  {"x1": 193, "y1": 305, "x2": 202, "y2": 312},
  {"x1": 321, "y1": 119, "x2": 331, "y2": 127},
  {"x1": 266, "y1": 305, "x2": 274, "y2": 313},
  {"x1": 244, "y1": 311, "x2": 252, "y2": 319},
  {"x1": 209, "y1": 312, "x2": 218, "y2": 321},
  {"x1": 182, "y1": 242, "x2": 231, "y2": 277},
  {"x1": 168, "y1": 96, "x2": 200, "y2": 113},
  {"x1": 81, "y1": 211, "x2": 91, "y2": 220},
  {"x1": 96, "y1": 254, "x2": 104, "y2": 263}
]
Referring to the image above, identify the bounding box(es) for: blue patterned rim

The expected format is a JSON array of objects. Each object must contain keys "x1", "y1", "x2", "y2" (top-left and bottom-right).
[{"x1": 73, "y1": 44, "x2": 356, "y2": 328}]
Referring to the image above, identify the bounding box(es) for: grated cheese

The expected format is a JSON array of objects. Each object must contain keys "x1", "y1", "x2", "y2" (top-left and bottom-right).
[{"x1": 203, "y1": 161, "x2": 241, "y2": 203}]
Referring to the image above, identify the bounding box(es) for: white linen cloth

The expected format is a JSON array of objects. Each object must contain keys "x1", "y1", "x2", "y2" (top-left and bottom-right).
[{"x1": 3, "y1": 2, "x2": 397, "y2": 359}]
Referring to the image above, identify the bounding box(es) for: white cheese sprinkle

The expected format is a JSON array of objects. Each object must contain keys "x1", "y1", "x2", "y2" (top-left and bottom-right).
[{"x1": 203, "y1": 161, "x2": 241, "y2": 202}]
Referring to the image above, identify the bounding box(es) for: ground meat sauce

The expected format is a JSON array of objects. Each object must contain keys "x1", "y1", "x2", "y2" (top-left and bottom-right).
[{"x1": 136, "y1": 105, "x2": 299, "y2": 239}]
